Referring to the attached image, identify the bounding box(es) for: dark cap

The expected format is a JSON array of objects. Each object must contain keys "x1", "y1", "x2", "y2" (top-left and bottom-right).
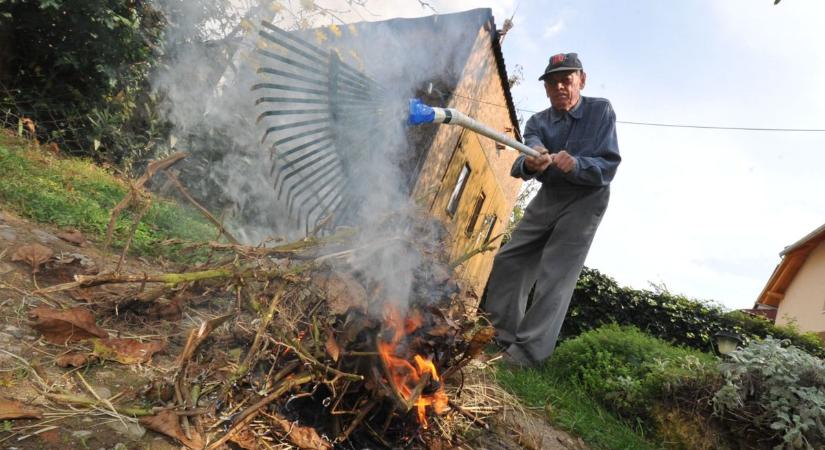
[{"x1": 538, "y1": 53, "x2": 583, "y2": 81}]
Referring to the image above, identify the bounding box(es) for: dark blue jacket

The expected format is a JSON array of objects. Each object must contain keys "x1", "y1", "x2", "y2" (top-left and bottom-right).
[{"x1": 512, "y1": 96, "x2": 621, "y2": 187}]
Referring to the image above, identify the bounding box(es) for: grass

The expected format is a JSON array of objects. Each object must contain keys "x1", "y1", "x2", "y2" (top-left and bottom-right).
[
  {"x1": 0, "y1": 132, "x2": 217, "y2": 257},
  {"x1": 496, "y1": 366, "x2": 659, "y2": 450}
]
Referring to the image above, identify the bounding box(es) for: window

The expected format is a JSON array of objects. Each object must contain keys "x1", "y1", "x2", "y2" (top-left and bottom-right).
[
  {"x1": 446, "y1": 164, "x2": 470, "y2": 217},
  {"x1": 465, "y1": 191, "x2": 486, "y2": 236},
  {"x1": 483, "y1": 214, "x2": 497, "y2": 243}
]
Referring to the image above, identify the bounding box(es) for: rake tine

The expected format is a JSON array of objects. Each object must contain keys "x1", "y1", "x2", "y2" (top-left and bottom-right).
[
  {"x1": 273, "y1": 147, "x2": 338, "y2": 196},
  {"x1": 270, "y1": 134, "x2": 333, "y2": 163},
  {"x1": 257, "y1": 67, "x2": 327, "y2": 86},
  {"x1": 251, "y1": 82, "x2": 328, "y2": 96},
  {"x1": 258, "y1": 31, "x2": 373, "y2": 94},
  {"x1": 301, "y1": 182, "x2": 344, "y2": 232},
  {"x1": 307, "y1": 189, "x2": 347, "y2": 234},
  {"x1": 262, "y1": 117, "x2": 330, "y2": 142},
  {"x1": 294, "y1": 175, "x2": 342, "y2": 231},
  {"x1": 285, "y1": 162, "x2": 344, "y2": 214},
  {"x1": 257, "y1": 102, "x2": 380, "y2": 123},
  {"x1": 255, "y1": 96, "x2": 379, "y2": 106},
  {"x1": 253, "y1": 83, "x2": 377, "y2": 102},
  {"x1": 289, "y1": 170, "x2": 344, "y2": 226},
  {"x1": 277, "y1": 152, "x2": 338, "y2": 199},
  {"x1": 260, "y1": 23, "x2": 381, "y2": 92},
  {"x1": 270, "y1": 126, "x2": 331, "y2": 147},
  {"x1": 271, "y1": 140, "x2": 334, "y2": 188},
  {"x1": 259, "y1": 27, "x2": 327, "y2": 66},
  {"x1": 256, "y1": 49, "x2": 325, "y2": 76},
  {"x1": 257, "y1": 108, "x2": 330, "y2": 122}
]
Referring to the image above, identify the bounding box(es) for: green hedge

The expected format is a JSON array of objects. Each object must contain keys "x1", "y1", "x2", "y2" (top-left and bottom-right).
[
  {"x1": 559, "y1": 268, "x2": 825, "y2": 359},
  {"x1": 550, "y1": 325, "x2": 718, "y2": 421}
]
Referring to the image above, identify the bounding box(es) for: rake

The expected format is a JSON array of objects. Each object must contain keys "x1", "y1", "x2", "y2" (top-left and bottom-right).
[{"x1": 253, "y1": 22, "x2": 539, "y2": 234}]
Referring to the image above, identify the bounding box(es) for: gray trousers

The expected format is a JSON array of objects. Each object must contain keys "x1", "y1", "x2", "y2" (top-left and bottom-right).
[{"x1": 485, "y1": 185, "x2": 610, "y2": 364}]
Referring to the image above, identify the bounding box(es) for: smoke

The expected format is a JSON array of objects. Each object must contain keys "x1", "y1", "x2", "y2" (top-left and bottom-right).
[{"x1": 150, "y1": 1, "x2": 491, "y2": 308}]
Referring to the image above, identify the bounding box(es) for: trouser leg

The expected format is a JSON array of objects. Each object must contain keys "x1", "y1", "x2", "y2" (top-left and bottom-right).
[
  {"x1": 483, "y1": 191, "x2": 553, "y2": 346},
  {"x1": 507, "y1": 187, "x2": 609, "y2": 364}
]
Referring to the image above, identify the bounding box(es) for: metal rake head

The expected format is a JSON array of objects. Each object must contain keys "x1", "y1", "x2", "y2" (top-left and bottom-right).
[{"x1": 254, "y1": 21, "x2": 388, "y2": 235}]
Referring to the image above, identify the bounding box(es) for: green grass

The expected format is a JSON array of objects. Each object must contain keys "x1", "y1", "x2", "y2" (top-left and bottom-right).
[
  {"x1": 0, "y1": 133, "x2": 217, "y2": 257},
  {"x1": 497, "y1": 366, "x2": 659, "y2": 450}
]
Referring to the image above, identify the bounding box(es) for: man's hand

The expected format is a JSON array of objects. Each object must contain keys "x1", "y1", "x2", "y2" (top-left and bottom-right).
[
  {"x1": 554, "y1": 150, "x2": 577, "y2": 174},
  {"x1": 524, "y1": 146, "x2": 553, "y2": 174}
]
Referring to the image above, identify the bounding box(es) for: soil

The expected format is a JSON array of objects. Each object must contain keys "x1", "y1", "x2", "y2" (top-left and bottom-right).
[{"x1": 0, "y1": 208, "x2": 586, "y2": 450}]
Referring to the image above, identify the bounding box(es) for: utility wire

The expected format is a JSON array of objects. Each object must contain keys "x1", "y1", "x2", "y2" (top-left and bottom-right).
[{"x1": 449, "y1": 92, "x2": 825, "y2": 133}]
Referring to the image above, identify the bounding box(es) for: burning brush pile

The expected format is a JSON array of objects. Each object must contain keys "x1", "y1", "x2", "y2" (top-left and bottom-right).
[{"x1": 32, "y1": 211, "x2": 503, "y2": 449}]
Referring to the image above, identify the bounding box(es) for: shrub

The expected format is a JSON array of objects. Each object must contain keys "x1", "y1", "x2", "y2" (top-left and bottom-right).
[
  {"x1": 713, "y1": 337, "x2": 825, "y2": 449},
  {"x1": 561, "y1": 268, "x2": 825, "y2": 359},
  {"x1": 548, "y1": 325, "x2": 719, "y2": 421}
]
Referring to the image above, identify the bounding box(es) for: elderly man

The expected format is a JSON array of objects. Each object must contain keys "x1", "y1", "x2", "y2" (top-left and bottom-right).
[{"x1": 484, "y1": 53, "x2": 621, "y2": 367}]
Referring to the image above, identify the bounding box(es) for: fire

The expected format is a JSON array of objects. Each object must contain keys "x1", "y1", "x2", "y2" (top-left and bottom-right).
[{"x1": 378, "y1": 305, "x2": 449, "y2": 428}]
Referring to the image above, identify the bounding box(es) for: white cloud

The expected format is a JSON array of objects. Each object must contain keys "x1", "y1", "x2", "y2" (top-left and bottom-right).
[{"x1": 542, "y1": 20, "x2": 565, "y2": 38}]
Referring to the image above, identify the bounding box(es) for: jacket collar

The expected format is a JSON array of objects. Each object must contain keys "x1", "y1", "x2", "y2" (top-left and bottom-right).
[{"x1": 550, "y1": 97, "x2": 584, "y2": 123}]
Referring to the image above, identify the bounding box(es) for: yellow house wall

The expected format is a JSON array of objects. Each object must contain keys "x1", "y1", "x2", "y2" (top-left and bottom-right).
[
  {"x1": 412, "y1": 24, "x2": 522, "y2": 296},
  {"x1": 776, "y1": 242, "x2": 825, "y2": 334}
]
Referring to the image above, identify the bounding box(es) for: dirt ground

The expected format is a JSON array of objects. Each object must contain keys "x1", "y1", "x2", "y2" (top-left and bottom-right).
[{"x1": 0, "y1": 208, "x2": 586, "y2": 450}]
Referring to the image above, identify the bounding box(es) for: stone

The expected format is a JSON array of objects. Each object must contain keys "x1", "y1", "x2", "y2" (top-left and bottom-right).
[
  {"x1": 0, "y1": 225, "x2": 16, "y2": 241},
  {"x1": 0, "y1": 262, "x2": 15, "y2": 274},
  {"x1": 4, "y1": 325, "x2": 24, "y2": 339},
  {"x1": 92, "y1": 386, "x2": 112, "y2": 399},
  {"x1": 72, "y1": 430, "x2": 93, "y2": 439},
  {"x1": 105, "y1": 420, "x2": 146, "y2": 440},
  {"x1": 32, "y1": 229, "x2": 59, "y2": 243}
]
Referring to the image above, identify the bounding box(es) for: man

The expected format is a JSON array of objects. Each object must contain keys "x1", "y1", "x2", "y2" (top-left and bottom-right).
[{"x1": 484, "y1": 53, "x2": 620, "y2": 367}]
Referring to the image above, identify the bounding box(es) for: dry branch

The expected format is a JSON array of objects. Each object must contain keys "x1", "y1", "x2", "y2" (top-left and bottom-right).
[
  {"x1": 104, "y1": 152, "x2": 188, "y2": 250},
  {"x1": 206, "y1": 373, "x2": 314, "y2": 450},
  {"x1": 162, "y1": 169, "x2": 240, "y2": 245}
]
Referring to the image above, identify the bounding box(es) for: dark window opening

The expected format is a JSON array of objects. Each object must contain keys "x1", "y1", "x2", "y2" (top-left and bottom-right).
[
  {"x1": 446, "y1": 164, "x2": 470, "y2": 217},
  {"x1": 465, "y1": 192, "x2": 486, "y2": 236},
  {"x1": 483, "y1": 214, "x2": 498, "y2": 242}
]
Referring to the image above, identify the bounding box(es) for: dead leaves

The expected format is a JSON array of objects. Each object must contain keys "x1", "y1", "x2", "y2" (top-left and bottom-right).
[
  {"x1": 140, "y1": 409, "x2": 204, "y2": 450},
  {"x1": 28, "y1": 306, "x2": 108, "y2": 344},
  {"x1": 56, "y1": 229, "x2": 87, "y2": 247},
  {"x1": 56, "y1": 352, "x2": 91, "y2": 368},
  {"x1": 0, "y1": 398, "x2": 43, "y2": 420},
  {"x1": 12, "y1": 243, "x2": 53, "y2": 273},
  {"x1": 92, "y1": 338, "x2": 166, "y2": 364},
  {"x1": 270, "y1": 413, "x2": 333, "y2": 450},
  {"x1": 317, "y1": 272, "x2": 367, "y2": 315}
]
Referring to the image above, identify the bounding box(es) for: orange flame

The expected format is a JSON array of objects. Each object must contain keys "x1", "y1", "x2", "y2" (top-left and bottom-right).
[{"x1": 378, "y1": 306, "x2": 449, "y2": 429}]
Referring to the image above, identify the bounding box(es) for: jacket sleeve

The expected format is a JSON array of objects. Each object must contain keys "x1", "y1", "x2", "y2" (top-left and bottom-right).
[
  {"x1": 563, "y1": 101, "x2": 621, "y2": 186},
  {"x1": 510, "y1": 114, "x2": 543, "y2": 180}
]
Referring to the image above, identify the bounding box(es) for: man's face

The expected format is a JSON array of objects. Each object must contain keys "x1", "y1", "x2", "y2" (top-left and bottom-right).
[{"x1": 543, "y1": 70, "x2": 586, "y2": 112}]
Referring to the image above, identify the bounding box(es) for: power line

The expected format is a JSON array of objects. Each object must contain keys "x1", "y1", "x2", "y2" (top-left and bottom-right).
[{"x1": 448, "y1": 93, "x2": 825, "y2": 133}]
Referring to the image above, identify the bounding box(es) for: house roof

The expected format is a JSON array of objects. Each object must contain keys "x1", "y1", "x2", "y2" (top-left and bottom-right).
[{"x1": 757, "y1": 222, "x2": 825, "y2": 307}]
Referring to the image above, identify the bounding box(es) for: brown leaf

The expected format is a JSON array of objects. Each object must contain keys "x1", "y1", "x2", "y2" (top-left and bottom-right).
[
  {"x1": 318, "y1": 272, "x2": 367, "y2": 315},
  {"x1": 140, "y1": 409, "x2": 204, "y2": 450},
  {"x1": 271, "y1": 413, "x2": 332, "y2": 450},
  {"x1": 57, "y1": 229, "x2": 86, "y2": 246},
  {"x1": 43, "y1": 254, "x2": 97, "y2": 284},
  {"x1": 12, "y1": 244, "x2": 54, "y2": 273},
  {"x1": 56, "y1": 352, "x2": 91, "y2": 368},
  {"x1": 229, "y1": 428, "x2": 262, "y2": 450},
  {"x1": 464, "y1": 326, "x2": 496, "y2": 360},
  {"x1": 92, "y1": 338, "x2": 165, "y2": 364},
  {"x1": 28, "y1": 306, "x2": 108, "y2": 344},
  {"x1": 324, "y1": 332, "x2": 340, "y2": 362},
  {"x1": 0, "y1": 398, "x2": 43, "y2": 420}
]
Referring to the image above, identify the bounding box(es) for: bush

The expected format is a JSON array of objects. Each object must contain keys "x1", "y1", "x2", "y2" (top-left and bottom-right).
[
  {"x1": 548, "y1": 325, "x2": 719, "y2": 421},
  {"x1": 561, "y1": 268, "x2": 825, "y2": 359},
  {"x1": 713, "y1": 337, "x2": 825, "y2": 449}
]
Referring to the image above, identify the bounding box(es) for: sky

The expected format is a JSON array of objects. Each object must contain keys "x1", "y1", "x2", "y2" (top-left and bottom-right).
[{"x1": 315, "y1": 0, "x2": 825, "y2": 310}]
